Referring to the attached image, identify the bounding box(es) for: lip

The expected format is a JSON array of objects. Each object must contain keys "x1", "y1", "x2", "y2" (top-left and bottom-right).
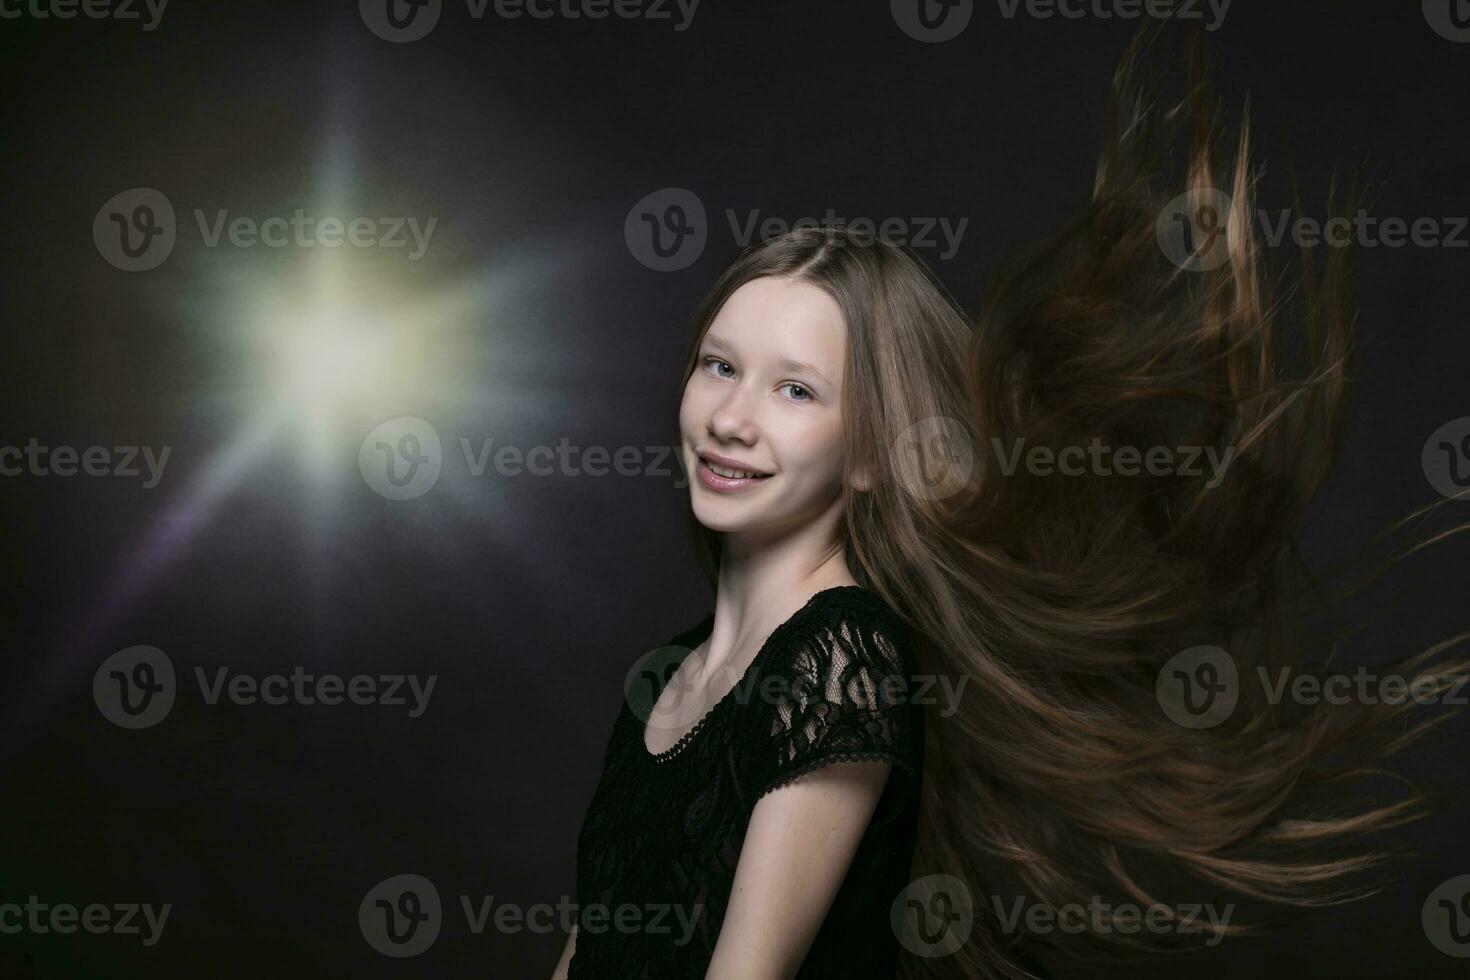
[
  {"x1": 699, "y1": 451, "x2": 771, "y2": 476},
  {"x1": 695, "y1": 450, "x2": 774, "y2": 494}
]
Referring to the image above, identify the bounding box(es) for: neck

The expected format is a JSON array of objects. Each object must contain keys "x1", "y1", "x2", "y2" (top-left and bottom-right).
[{"x1": 705, "y1": 497, "x2": 855, "y2": 662}]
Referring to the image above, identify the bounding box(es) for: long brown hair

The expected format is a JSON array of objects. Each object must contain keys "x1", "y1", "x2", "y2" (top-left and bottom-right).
[{"x1": 678, "y1": 30, "x2": 1467, "y2": 978}]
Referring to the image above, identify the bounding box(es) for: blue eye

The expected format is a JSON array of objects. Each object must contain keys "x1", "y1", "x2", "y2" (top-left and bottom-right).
[
  {"x1": 705, "y1": 358, "x2": 735, "y2": 378},
  {"x1": 699, "y1": 358, "x2": 817, "y2": 405},
  {"x1": 781, "y1": 382, "x2": 812, "y2": 402}
]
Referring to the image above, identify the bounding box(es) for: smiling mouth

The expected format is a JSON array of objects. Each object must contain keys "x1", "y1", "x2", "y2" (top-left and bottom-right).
[{"x1": 703, "y1": 460, "x2": 769, "y2": 480}]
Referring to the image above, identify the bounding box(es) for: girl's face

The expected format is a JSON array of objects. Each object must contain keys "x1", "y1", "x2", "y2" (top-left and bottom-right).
[{"x1": 679, "y1": 276, "x2": 849, "y2": 538}]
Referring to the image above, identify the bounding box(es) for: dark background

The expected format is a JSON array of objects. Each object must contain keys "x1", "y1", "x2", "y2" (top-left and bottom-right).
[{"x1": 2, "y1": 1, "x2": 1468, "y2": 976}]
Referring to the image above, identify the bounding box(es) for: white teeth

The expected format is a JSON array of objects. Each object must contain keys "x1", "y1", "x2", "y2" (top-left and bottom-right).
[{"x1": 707, "y1": 461, "x2": 763, "y2": 480}]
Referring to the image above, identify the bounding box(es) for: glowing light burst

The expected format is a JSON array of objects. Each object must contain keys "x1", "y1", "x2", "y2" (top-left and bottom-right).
[
  {"x1": 48, "y1": 200, "x2": 566, "y2": 685},
  {"x1": 17, "y1": 60, "x2": 578, "y2": 758},
  {"x1": 273, "y1": 307, "x2": 395, "y2": 418},
  {"x1": 241, "y1": 254, "x2": 454, "y2": 483},
  {"x1": 189, "y1": 238, "x2": 558, "y2": 538}
]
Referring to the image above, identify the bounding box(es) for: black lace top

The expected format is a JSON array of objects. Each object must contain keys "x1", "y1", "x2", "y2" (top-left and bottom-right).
[{"x1": 568, "y1": 585, "x2": 925, "y2": 979}]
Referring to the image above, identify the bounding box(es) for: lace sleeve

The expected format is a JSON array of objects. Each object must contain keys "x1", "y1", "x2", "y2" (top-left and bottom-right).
[{"x1": 753, "y1": 610, "x2": 923, "y2": 801}]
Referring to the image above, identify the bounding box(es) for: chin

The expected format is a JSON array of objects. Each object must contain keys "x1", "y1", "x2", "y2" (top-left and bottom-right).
[{"x1": 688, "y1": 495, "x2": 761, "y2": 534}]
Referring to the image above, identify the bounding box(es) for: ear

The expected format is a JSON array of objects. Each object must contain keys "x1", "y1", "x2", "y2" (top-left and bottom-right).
[{"x1": 848, "y1": 462, "x2": 874, "y2": 493}]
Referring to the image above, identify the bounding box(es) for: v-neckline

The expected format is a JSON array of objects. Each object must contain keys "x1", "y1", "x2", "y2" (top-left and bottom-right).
[{"x1": 638, "y1": 585, "x2": 866, "y2": 764}]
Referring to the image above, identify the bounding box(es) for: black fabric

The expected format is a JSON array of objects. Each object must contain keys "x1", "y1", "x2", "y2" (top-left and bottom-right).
[{"x1": 568, "y1": 585, "x2": 925, "y2": 978}]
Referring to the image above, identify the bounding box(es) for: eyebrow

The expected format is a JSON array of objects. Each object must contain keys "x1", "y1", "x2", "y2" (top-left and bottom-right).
[{"x1": 701, "y1": 334, "x2": 834, "y2": 387}]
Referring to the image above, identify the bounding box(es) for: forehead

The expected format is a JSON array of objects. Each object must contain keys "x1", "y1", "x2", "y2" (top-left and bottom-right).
[{"x1": 704, "y1": 277, "x2": 847, "y2": 373}]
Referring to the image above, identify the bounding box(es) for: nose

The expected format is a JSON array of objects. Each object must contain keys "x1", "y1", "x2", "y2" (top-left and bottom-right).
[{"x1": 708, "y1": 382, "x2": 759, "y2": 445}]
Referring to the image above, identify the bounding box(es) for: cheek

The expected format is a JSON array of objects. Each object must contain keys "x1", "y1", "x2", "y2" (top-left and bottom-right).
[
  {"x1": 785, "y1": 419, "x2": 846, "y2": 487},
  {"x1": 679, "y1": 380, "x2": 726, "y2": 463},
  {"x1": 677, "y1": 380, "x2": 703, "y2": 434}
]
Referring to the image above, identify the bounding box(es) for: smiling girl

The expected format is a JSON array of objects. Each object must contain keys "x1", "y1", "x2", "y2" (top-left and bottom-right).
[{"x1": 553, "y1": 35, "x2": 1465, "y2": 980}]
